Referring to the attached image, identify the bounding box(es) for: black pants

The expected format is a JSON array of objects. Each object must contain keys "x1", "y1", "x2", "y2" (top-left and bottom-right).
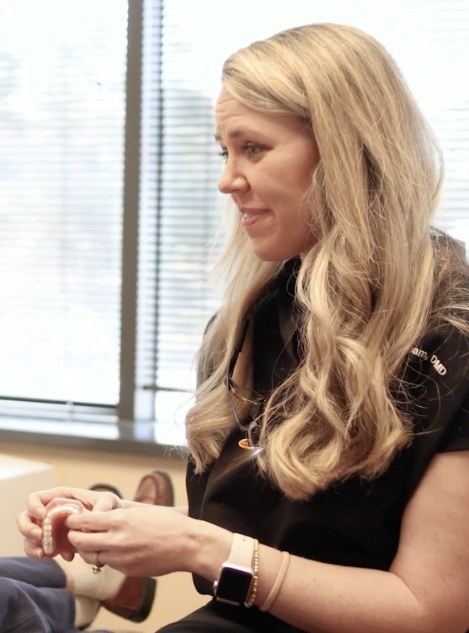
[{"x1": 157, "y1": 600, "x2": 304, "y2": 633}]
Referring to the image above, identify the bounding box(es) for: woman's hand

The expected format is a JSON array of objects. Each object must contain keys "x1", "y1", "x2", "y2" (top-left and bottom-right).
[
  {"x1": 66, "y1": 504, "x2": 222, "y2": 578},
  {"x1": 17, "y1": 486, "x2": 122, "y2": 560}
]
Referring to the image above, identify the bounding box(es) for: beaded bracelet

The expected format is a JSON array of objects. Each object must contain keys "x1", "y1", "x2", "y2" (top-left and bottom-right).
[
  {"x1": 259, "y1": 550, "x2": 290, "y2": 612},
  {"x1": 244, "y1": 538, "x2": 259, "y2": 607}
]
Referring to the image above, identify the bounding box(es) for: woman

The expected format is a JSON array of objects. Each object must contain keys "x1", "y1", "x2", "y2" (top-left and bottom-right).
[{"x1": 16, "y1": 23, "x2": 469, "y2": 633}]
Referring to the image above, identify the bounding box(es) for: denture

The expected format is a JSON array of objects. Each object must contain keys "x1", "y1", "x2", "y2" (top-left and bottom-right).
[{"x1": 41, "y1": 497, "x2": 84, "y2": 557}]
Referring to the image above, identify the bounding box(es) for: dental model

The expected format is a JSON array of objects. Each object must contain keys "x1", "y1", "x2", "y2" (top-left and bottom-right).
[{"x1": 41, "y1": 497, "x2": 85, "y2": 557}]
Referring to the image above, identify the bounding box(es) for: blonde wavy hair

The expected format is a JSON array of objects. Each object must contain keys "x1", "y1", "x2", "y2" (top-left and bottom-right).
[{"x1": 185, "y1": 23, "x2": 469, "y2": 500}]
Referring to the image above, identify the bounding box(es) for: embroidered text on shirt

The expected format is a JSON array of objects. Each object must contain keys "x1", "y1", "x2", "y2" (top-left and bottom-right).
[{"x1": 410, "y1": 347, "x2": 447, "y2": 375}]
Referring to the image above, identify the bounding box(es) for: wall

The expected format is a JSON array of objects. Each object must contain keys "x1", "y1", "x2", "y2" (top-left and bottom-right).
[{"x1": 0, "y1": 441, "x2": 206, "y2": 632}]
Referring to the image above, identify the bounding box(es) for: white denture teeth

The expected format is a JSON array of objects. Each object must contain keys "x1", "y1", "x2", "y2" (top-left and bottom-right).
[{"x1": 41, "y1": 502, "x2": 83, "y2": 556}]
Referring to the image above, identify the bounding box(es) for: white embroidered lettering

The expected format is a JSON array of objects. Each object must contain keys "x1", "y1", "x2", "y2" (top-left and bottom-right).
[
  {"x1": 410, "y1": 347, "x2": 428, "y2": 360},
  {"x1": 409, "y1": 347, "x2": 448, "y2": 376},
  {"x1": 430, "y1": 354, "x2": 447, "y2": 376}
]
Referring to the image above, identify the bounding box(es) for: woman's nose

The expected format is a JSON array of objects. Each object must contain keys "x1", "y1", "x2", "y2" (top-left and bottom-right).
[{"x1": 218, "y1": 164, "x2": 249, "y2": 194}]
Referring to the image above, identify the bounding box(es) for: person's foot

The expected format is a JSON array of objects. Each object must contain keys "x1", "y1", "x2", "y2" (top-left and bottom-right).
[
  {"x1": 132, "y1": 469, "x2": 174, "y2": 506},
  {"x1": 102, "y1": 576, "x2": 157, "y2": 623},
  {"x1": 100, "y1": 470, "x2": 174, "y2": 621}
]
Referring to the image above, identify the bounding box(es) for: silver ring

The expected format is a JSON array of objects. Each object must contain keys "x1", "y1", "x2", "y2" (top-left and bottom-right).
[{"x1": 91, "y1": 551, "x2": 104, "y2": 574}]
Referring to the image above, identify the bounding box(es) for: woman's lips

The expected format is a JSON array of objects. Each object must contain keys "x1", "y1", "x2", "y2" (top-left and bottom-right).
[{"x1": 240, "y1": 208, "x2": 269, "y2": 228}]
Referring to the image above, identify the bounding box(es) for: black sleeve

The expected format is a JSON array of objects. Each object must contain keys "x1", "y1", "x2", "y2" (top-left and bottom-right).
[
  {"x1": 396, "y1": 324, "x2": 469, "y2": 498},
  {"x1": 406, "y1": 323, "x2": 469, "y2": 453}
]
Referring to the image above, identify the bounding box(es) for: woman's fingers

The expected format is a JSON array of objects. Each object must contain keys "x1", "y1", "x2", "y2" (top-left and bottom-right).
[
  {"x1": 22, "y1": 537, "x2": 45, "y2": 559},
  {"x1": 18, "y1": 487, "x2": 122, "y2": 560},
  {"x1": 66, "y1": 507, "x2": 119, "y2": 542},
  {"x1": 17, "y1": 510, "x2": 42, "y2": 544},
  {"x1": 25, "y1": 487, "x2": 121, "y2": 520},
  {"x1": 26, "y1": 488, "x2": 85, "y2": 519},
  {"x1": 92, "y1": 491, "x2": 121, "y2": 512},
  {"x1": 68, "y1": 505, "x2": 192, "y2": 578}
]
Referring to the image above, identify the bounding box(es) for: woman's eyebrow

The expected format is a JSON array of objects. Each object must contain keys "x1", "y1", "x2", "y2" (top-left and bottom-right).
[{"x1": 214, "y1": 128, "x2": 246, "y2": 143}]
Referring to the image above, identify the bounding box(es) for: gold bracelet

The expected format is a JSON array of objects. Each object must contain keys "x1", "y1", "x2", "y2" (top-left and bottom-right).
[
  {"x1": 244, "y1": 538, "x2": 259, "y2": 607},
  {"x1": 259, "y1": 550, "x2": 290, "y2": 612}
]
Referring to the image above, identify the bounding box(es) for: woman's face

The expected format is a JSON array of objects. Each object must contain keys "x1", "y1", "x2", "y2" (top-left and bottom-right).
[{"x1": 215, "y1": 88, "x2": 320, "y2": 262}]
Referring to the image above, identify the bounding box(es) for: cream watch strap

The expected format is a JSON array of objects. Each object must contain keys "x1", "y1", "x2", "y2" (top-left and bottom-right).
[{"x1": 226, "y1": 533, "x2": 255, "y2": 568}]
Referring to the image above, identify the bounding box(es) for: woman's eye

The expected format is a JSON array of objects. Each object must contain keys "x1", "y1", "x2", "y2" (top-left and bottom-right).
[
  {"x1": 218, "y1": 147, "x2": 228, "y2": 161},
  {"x1": 217, "y1": 143, "x2": 264, "y2": 161},
  {"x1": 244, "y1": 143, "x2": 264, "y2": 157}
]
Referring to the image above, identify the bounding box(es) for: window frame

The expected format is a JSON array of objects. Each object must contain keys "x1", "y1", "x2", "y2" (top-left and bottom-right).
[{"x1": 0, "y1": 0, "x2": 468, "y2": 456}]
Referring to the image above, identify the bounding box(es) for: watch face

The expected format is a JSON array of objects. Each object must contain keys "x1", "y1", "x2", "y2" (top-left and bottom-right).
[{"x1": 215, "y1": 566, "x2": 253, "y2": 605}]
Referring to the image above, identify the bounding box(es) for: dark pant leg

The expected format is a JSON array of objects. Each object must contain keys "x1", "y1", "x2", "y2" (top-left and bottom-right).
[
  {"x1": 0, "y1": 557, "x2": 113, "y2": 633},
  {"x1": 156, "y1": 600, "x2": 303, "y2": 633},
  {"x1": 0, "y1": 556, "x2": 65, "y2": 587},
  {"x1": 0, "y1": 577, "x2": 75, "y2": 633},
  {"x1": 156, "y1": 603, "x2": 254, "y2": 633}
]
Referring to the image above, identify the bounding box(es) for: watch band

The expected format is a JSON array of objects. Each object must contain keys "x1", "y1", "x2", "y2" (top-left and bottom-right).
[{"x1": 226, "y1": 533, "x2": 255, "y2": 568}]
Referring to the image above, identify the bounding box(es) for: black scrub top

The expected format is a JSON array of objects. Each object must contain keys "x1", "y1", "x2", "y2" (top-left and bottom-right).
[{"x1": 187, "y1": 262, "x2": 469, "y2": 598}]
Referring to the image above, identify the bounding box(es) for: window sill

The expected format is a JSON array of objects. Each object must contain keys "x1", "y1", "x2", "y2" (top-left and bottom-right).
[{"x1": 0, "y1": 416, "x2": 186, "y2": 458}]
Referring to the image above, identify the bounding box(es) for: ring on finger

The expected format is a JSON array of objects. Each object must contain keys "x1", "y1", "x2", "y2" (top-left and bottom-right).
[{"x1": 91, "y1": 550, "x2": 104, "y2": 574}]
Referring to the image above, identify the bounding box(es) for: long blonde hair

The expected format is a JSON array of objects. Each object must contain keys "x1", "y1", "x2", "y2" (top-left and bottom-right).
[{"x1": 185, "y1": 23, "x2": 469, "y2": 500}]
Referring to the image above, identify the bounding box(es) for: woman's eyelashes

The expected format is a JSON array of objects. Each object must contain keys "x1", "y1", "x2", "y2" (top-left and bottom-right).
[
  {"x1": 218, "y1": 147, "x2": 228, "y2": 161},
  {"x1": 217, "y1": 142, "x2": 266, "y2": 162},
  {"x1": 244, "y1": 142, "x2": 266, "y2": 158}
]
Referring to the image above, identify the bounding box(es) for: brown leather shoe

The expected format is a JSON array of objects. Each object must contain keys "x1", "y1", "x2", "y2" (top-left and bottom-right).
[
  {"x1": 88, "y1": 483, "x2": 123, "y2": 498},
  {"x1": 133, "y1": 469, "x2": 174, "y2": 506},
  {"x1": 100, "y1": 472, "x2": 173, "y2": 623},
  {"x1": 102, "y1": 575, "x2": 157, "y2": 623}
]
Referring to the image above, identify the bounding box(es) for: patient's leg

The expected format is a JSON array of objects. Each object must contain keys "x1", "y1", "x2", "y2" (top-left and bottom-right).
[{"x1": 0, "y1": 576, "x2": 77, "y2": 633}]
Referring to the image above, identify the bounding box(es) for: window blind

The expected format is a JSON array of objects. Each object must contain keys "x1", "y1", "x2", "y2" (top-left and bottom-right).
[
  {"x1": 0, "y1": 0, "x2": 467, "y2": 445},
  {"x1": 139, "y1": 0, "x2": 469, "y2": 438},
  {"x1": 394, "y1": 0, "x2": 469, "y2": 245},
  {"x1": 135, "y1": 0, "x2": 222, "y2": 439}
]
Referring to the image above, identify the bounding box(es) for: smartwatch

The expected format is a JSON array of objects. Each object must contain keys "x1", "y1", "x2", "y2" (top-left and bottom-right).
[{"x1": 213, "y1": 533, "x2": 254, "y2": 606}]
